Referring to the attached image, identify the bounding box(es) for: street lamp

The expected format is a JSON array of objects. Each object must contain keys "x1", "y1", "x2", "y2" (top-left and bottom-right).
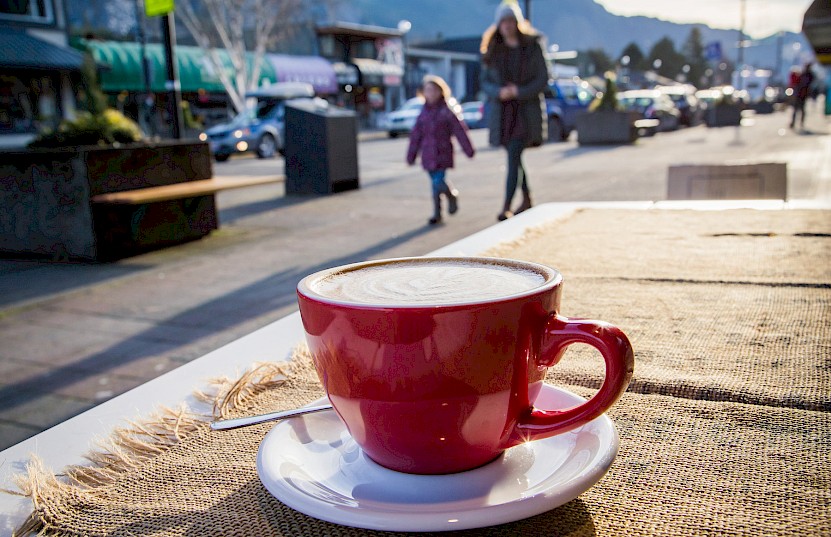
[
  {"x1": 397, "y1": 20, "x2": 412, "y2": 107},
  {"x1": 619, "y1": 55, "x2": 630, "y2": 87},
  {"x1": 548, "y1": 44, "x2": 558, "y2": 78},
  {"x1": 681, "y1": 64, "x2": 690, "y2": 83}
]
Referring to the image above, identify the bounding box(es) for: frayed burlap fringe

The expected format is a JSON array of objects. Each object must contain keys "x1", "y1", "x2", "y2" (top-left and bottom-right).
[{"x1": 13, "y1": 349, "x2": 313, "y2": 537}]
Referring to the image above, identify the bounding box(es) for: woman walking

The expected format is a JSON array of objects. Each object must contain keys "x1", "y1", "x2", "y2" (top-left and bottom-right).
[{"x1": 480, "y1": 0, "x2": 548, "y2": 221}]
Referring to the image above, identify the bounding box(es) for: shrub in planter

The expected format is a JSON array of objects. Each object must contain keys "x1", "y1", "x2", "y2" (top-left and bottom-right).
[
  {"x1": 706, "y1": 90, "x2": 743, "y2": 127},
  {"x1": 591, "y1": 73, "x2": 622, "y2": 112},
  {"x1": 28, "y1": 109, "x2": 143, "y2": 149},
  {"x1": 28, "y1": 51, "x2": 144, "y2": 149},
  {"x1": 576, "y1": 73, "x2": 638, "y2": 145}
]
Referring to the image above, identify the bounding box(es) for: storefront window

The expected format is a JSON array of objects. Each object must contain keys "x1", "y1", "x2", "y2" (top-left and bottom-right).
[
  {"x1": 319, "y1": 35, "x2": 335, "y2": 58},
  {"x1": 33, "y1": 76, "x2": 56, "y2": 125},
  {"x1": 356, "y1": 40, "x2": 375, "y2": 59},
  {"x1": 0, "y1": 0, "x2": 54, "y2": 23},
  {"x1": 0, "y1": 75, "x2": 35, "y2": 133}
]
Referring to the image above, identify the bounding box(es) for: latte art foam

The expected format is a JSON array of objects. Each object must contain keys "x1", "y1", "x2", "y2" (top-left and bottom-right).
[{"x1": 312, "y1": 260, "x2": 547, "y2": 305}]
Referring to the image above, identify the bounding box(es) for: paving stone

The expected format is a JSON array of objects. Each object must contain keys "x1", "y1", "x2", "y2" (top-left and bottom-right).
[
  {"x1": 0, "y1": 421, "x2": 41, "y2": 452},
  {"x1": 0, "y1": 392, "x2": 95, "y2": 430}
]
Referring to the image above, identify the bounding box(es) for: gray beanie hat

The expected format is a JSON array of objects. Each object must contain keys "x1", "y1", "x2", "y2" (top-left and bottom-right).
[{"x1": 494, "y1": 0, "x2": 524, "y2": 25}]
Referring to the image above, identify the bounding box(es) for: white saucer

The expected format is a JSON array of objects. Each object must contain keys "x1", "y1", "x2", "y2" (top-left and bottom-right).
[{"x1": 257, "y1": 384, "x2": 619, "y2": 532}]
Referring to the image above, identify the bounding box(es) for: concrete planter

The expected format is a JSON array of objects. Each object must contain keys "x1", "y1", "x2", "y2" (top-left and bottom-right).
[
  {"x1": 0, "y1": 140, "x2": 213, "y2": 261},
  {"x1": 575, "y1": 110, "x2": 639, "y2": 145},
  {"x1": 706, "y1": 104, "x2": 743, "y2": 127}
]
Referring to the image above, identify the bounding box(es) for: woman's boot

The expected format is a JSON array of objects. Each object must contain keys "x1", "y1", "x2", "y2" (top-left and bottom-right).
[
  {"x1": 514, "y1": 192, "x2": 533, "y2": 215},
  {"x1": 497, "y1": 200, "x2": 513, "y2": 221}
]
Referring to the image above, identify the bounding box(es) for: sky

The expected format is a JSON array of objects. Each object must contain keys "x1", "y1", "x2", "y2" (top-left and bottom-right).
[{"x1": 594, "y1": 0, "x2": 815, "y2": 39}]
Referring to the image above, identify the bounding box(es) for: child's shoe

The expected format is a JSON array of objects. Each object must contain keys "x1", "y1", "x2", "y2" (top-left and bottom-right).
[{"x1": 447, "y1": 189, "x2": 459, "y2": 215}]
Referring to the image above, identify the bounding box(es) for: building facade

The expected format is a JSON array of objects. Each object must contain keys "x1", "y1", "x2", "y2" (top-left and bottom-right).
[
  {"x1": 0, "y1": 0, "x2": 84, "y2": 148},
  {"x1": 315, "y1": 22, "x2": 406, "y2": 126}
]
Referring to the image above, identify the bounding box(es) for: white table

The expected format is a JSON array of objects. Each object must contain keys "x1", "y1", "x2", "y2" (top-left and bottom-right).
[{"x1": 1, "y1": 199, "x2": 822, "y2": 533}]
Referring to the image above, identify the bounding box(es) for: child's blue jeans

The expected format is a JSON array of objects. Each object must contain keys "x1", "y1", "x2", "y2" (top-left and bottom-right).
[{"x1": 429, "y1": 169, "x2": 449, "y2": 197}]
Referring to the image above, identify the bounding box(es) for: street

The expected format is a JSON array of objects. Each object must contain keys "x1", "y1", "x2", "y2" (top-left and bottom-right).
[{"x1": 0, "y1": 105, "x2": 829, "y2": 448}]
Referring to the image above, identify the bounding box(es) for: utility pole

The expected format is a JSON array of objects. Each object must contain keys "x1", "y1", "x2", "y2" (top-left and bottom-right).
[
  {"x1": 737, "y1": 0, "x2": 746, "y2": 92},
  {"x1": 774, "y1": 31, "x2": 784, "y2": 85},
  {"x1": 161, "y1": 11, "x2": 184, "y2": 139},
  {"x1": 732, "y1": 0, "x2": 746, "y2": 145},
  {"x1": 145, "y1": 0, "x2": 183, "y2": 139},
  {"x1": 133, "y1": 0, "x2": 151, "y2": 97}
]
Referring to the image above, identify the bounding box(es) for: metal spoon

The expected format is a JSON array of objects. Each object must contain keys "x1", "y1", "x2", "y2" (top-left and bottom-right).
[{"x1": 210, "y1": 403, "x2": 333, "y2": 431}]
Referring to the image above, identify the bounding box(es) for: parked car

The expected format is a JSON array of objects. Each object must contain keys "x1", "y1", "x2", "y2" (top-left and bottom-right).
[
  {"x1": 383, "y1": 96, "x2": 463, "y2": 138},
  {"x1": 694, "y1": 88, "x2": 722, "y2": 112},
  {"x1": 201, "y1": 82, "x2": 316, "y2": 162},
  {"x1": 461, "y1": 100, "x2": 487, "y2": 129},
  {"x1": 543, "y1": 77, "x2": 596, "y2": 141},
  {"x1": 384, "y1": 97, "x2": 424, "y2": 138},
  {"x1": 617, "y1": 89, "x2": 681, "y2": 134},
  {"x1": 656, "y1": 85, "x2": 702, "y2": 126}
]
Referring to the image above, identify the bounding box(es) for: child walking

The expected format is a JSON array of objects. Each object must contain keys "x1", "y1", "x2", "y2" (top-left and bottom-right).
[{"x1": 407, "y1": 75, "x2": 475, "y2": 225}]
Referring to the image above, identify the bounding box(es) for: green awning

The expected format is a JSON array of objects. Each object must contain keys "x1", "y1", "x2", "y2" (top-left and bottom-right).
[{"x1": 77, "y1": 40, "x2": 278, "y2": 93}]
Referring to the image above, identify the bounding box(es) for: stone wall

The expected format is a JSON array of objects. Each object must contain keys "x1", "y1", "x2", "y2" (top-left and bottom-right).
[{"x1": 0, "y1": 141, "x2": 213, "y2": 260}]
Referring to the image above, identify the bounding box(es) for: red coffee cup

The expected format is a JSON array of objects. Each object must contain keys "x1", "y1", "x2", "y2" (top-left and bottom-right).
[{"x1": 297, "y1": 257, "x2": 634, "y2": 475}]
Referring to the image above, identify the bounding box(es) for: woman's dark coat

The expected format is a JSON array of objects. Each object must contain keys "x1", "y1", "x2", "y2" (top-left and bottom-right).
[{"x1": 480, "y1": 33, "x2": 548, "y2": 148}]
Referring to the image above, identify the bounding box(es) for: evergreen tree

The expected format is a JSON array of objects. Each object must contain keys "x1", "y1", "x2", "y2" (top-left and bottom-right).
[
  {"x1": 618, "y1": 42, "x2": 645, "y2": 71},
  {"x1": 682, "y1": 27, "x2": 708, "y2": 88},
  {"x1": 585, "y1": 48, "x2": 614, "y2": 76},
  {"x1": 646, "y1": 37, "x2": 686, "y2": 80}
]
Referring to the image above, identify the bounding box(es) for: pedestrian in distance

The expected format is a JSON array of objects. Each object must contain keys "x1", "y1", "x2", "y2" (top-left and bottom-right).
[
  {"x1": 791, "y1": 62, "x2": 814, "y2": 130},
  {"x1": 480, "y1": 0, "x2": 549, "y2": 222},
  {"x1": 407, "y1": 75, "x2": 476, "y2": 225}
]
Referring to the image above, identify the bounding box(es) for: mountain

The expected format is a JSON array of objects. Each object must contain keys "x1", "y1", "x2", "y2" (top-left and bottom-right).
[
  {"x1": 65, "y1": 0, "x2": 813, "y2": 83},
  {"x1": 333, "y1": 0, "x2": 812, "y2": 81}
]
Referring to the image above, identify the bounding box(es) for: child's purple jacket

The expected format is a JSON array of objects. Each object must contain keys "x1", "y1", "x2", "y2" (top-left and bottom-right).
[{"x1": 407, "y1": 101, "x2": 475, "y2": 171}]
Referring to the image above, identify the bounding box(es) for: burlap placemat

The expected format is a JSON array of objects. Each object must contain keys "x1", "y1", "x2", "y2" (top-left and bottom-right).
[
  {"x1": 14, "y1": 350, "x2": 831, "y2": 536},
  {"x1": 14, "y1": 208, "x2": 831, "y2": 535},
  {"x1": 486, "y1": 209, "x2": 831, "y2": 284},
  {"x1": 545, "y1": 279, "x2": 830, "y2": 411}
]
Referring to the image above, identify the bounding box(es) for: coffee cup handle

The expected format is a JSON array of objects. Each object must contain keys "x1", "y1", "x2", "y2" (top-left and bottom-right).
[{"x1": 511, "y1": 315, "x2": 634, "y2": 443}]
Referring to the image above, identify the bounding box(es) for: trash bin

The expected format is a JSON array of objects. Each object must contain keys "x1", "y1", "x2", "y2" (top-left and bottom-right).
[{"x1": 284, "y1": 100, "x2": 359, "y2": 195}]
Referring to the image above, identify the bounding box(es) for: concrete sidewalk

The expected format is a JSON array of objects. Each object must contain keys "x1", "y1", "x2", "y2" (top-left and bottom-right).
[{"x1": 1, "y1": 108, "x2": 829, "y2": 450}]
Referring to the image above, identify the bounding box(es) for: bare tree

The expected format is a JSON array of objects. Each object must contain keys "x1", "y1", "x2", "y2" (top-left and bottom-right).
[{"x1": 176, "y1": 0, "x2": 312, "y2": 113}]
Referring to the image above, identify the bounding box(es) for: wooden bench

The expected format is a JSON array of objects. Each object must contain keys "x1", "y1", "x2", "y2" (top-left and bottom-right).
[
  {"x1": 91, "y1": 176, "x2": 284, "y2": 205},
  {"x1": 88, "y1": 175, "x2": 284, "y2": 260}
]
